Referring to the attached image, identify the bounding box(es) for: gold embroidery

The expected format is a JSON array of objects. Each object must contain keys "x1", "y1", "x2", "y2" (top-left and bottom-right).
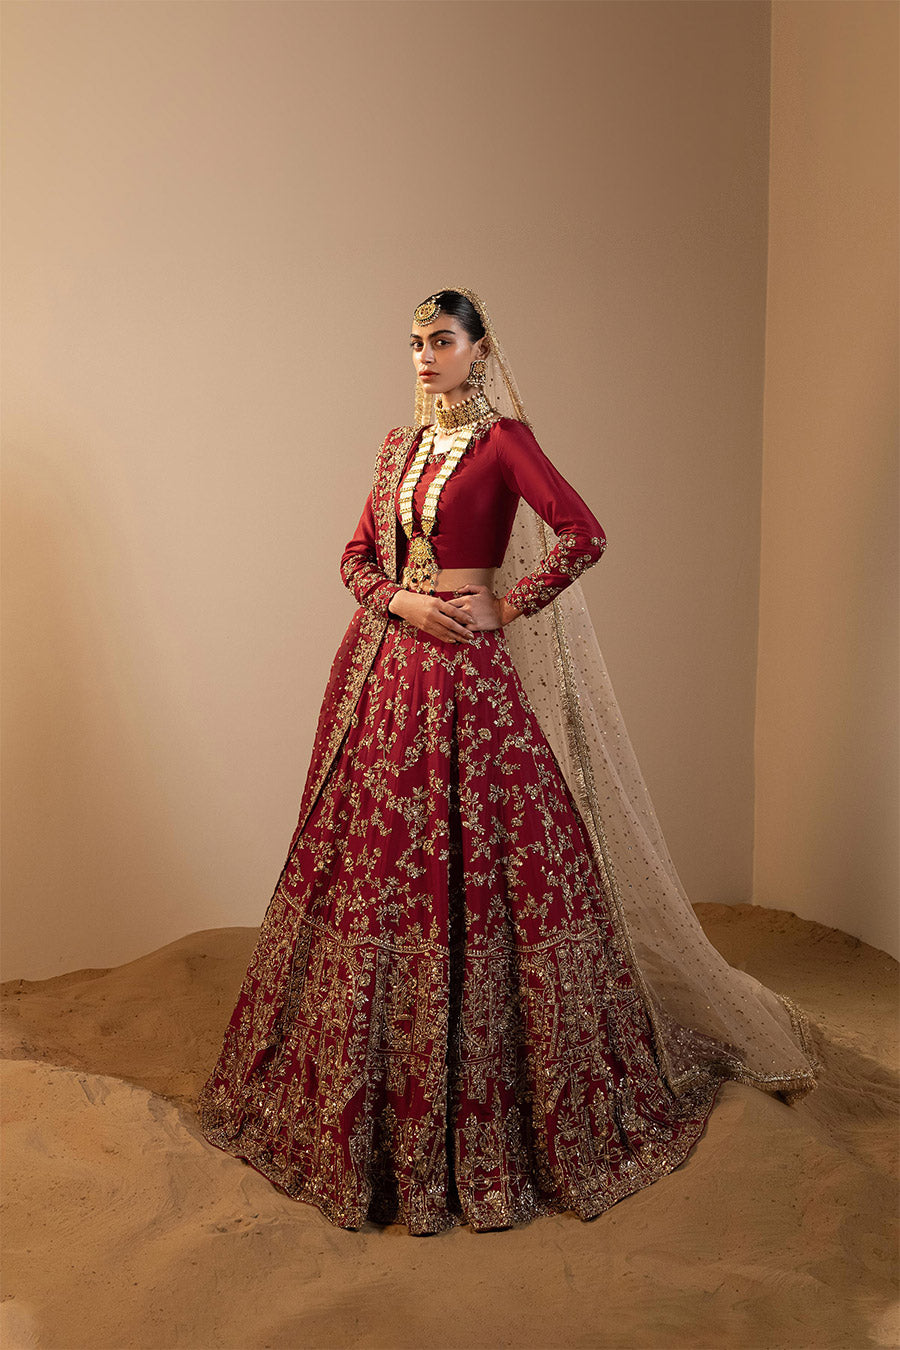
[
  {"x1": 196, "y1": 427, "x2": 815, "y2": 1237},
  {"x1": 298, "y1": 429, "x2": 415, "y2": 848},
  {"x1": 503, "y1": 532, "x2": 608, "y2": 617},
  {"x1": 198, "y1": 620, "x2": 726, "y2": 1235}
]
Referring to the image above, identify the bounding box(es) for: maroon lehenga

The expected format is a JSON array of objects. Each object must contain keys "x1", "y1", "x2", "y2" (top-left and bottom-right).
[
  {"x1": 198, "y1": 602, "x2": 723, "y2": 1234},
  {"x1": 196, "y1": 421, "x2": 726, "y2": 1235}
]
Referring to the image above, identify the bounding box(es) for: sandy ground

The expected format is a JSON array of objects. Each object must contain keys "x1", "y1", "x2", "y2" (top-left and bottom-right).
[{"x1": 1, "y1": 902, "x2": 897, "y2": 1350}]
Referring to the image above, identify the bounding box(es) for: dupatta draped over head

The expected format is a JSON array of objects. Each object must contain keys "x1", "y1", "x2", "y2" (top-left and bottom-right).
[{"x1": 289, "y1": 285, "x2": 820, "y2": 1108}]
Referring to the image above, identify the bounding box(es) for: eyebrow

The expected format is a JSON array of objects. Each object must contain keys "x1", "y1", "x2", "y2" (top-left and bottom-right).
[{"x1": 409, "y1": 329, "x2": 457, "y2": 339}]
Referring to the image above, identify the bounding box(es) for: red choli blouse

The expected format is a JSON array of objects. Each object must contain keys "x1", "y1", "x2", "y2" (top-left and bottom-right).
[{"x1": 340, "y1": 417, "x2": 607, "y2": 618}]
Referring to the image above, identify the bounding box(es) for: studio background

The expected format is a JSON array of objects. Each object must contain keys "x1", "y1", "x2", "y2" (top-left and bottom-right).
[{"x1": 2, "y1": 0, "x2": 896, "y2": 980}]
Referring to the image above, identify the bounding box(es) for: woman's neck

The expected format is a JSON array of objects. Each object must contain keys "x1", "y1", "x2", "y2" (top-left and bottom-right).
[{"x1": 438, "y1": 385, "x2": 471, "y2": 409}]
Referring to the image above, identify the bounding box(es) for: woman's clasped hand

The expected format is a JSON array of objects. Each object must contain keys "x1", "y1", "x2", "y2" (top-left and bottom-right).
[{"x1": 389, "y1": 583, "x2": 510, "y2": 642}]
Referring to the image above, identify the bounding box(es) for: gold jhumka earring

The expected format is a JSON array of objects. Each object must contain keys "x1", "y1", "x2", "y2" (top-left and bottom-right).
[{"x1": 467, "y1": 358, "x2": 487, "y2": 388}]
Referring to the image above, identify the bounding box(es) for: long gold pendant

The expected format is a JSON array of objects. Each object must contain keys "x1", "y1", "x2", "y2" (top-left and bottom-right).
[{"x1": 403, "y1": 534, "x2": 439, "y2": 593}]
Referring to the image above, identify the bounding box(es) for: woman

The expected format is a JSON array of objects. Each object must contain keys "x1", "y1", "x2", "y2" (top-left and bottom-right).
[{"x1": 197, "y1": 286, "x2": 821, "y2": 1236}]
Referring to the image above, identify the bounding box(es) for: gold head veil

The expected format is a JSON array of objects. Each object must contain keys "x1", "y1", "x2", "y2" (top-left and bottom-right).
[{"x1": 413, "y1": 285, "x2": 821, "y2": 1104}]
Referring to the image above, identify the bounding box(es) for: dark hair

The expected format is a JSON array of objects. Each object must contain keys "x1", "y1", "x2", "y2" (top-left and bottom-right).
[{"x1": 424, "y1": 290, "x2": 485, "y2": 343}]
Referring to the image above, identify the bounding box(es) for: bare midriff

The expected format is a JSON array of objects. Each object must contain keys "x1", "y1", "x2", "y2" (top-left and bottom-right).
[{"x1": 432, "y1": 567, "x2": 497, "y2": 592}]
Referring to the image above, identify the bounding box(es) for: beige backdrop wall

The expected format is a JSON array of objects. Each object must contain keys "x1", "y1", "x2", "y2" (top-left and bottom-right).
[
  {"x1": 755, "y1": 1, "x2": 898, "y2": 958},
  {"x1": 2, "y1": 1, "x2": 893, "y2": 981}
]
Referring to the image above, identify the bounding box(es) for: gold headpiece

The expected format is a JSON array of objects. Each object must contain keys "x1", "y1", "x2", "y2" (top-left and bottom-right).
[{"x1": 413, "y1": 294, "x2": 442, "y2": 326}]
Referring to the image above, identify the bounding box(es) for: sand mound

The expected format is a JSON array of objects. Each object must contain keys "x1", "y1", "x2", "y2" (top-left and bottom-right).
[{"x1": 2, "y1": 904, "x2": 897, "y2": 1349}]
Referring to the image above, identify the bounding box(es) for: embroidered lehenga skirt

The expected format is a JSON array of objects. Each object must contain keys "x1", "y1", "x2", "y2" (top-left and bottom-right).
[{"x1": 197, "y1": 593, "x2": 722, "y2": 1235}]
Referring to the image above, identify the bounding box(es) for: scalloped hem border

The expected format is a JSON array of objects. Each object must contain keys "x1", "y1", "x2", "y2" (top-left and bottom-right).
[{"x1": 197, "y1": 1076, "x2": 722, "y2": 1238}]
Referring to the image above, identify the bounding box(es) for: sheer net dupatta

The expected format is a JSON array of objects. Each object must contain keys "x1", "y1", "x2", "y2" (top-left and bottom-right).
[
  {"x1": 421, "y1": 286, "x2": 821, "y2": 1106},
  {"x1": 500, "y1": 549, "x2": 821, "y2": 1104}
]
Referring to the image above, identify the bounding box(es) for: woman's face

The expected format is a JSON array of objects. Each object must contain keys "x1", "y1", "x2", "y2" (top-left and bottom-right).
[{"x1": 409, "y1": 313, "x2": 488, "y2": 403}]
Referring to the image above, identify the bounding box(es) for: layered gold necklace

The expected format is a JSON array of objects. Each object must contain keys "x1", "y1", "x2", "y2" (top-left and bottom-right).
[
  {"x1": 398, "y1": 390, "x2": 499, "y2": 592},
  {"x1": 398, "y1": 423, "x2": 474, "y2": 592}
]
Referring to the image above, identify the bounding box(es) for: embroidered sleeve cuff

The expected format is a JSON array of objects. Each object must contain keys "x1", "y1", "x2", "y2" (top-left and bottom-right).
[
  {"x1": 339, "y1": 557, "x2": 403, "y2": 615},
  {"x1": 502, "y1": 532, "x2": 607, "y2": 617},
  {"x1": 378, "y1": 582, "x2": 405, "y2": 616}
]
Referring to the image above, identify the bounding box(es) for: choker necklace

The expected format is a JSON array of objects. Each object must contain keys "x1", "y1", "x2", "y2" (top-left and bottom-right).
[{"x1": 434, "y1": 388, "x2": 496, "y2": 432}]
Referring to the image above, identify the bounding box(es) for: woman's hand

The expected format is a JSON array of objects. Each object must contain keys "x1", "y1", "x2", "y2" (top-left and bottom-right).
[
  {"x1": 388, "y1": 589, "x2": 477, "y2": 643},
  {"x1": 444, "y1": 584, "x2": 520, "y2": 631}
]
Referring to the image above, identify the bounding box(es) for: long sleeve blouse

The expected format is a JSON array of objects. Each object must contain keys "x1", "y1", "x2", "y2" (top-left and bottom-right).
[{"x1": 340, "y1": 417, "x2": 607, "y2": 619}]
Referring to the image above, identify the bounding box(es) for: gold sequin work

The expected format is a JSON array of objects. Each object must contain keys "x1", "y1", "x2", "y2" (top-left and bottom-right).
[
  {"x1": 198, "y1": 606, "x2": 722, "y2": 1234},
  {"x1": 196, "y1": 421, "x2": 816, "y2": 1237}
]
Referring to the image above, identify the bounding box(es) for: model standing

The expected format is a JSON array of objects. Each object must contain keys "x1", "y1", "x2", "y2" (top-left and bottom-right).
[{"x1": 197, "y1": 287, "x2": 819, "y2": 1235}]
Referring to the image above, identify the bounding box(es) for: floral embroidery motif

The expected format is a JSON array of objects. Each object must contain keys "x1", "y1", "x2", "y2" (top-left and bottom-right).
[
  {"x1": 197, "y1": 618, "x2": 721, "y2": 1234},
  {"x1": 196, "y1": 423, "x2": 818, "y2": 1235},
  {"x1": 338, "y1": 558, "x2": 400, "y2": 615}
]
